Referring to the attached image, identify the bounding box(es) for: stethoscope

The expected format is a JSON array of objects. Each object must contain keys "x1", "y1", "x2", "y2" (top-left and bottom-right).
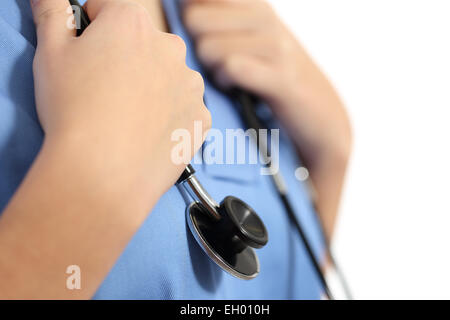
[{"x1": 70, "y1": 0, "x2": 351, "y2": 300}]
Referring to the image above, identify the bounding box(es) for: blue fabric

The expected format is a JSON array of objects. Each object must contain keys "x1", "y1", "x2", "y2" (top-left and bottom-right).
[{"x1": 0, "y1": 0, "x2": 325, "y2": 299}]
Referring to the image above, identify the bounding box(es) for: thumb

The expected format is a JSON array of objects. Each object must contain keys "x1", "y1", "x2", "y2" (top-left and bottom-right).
[{"x1": 30, "y1": 0, "x2": 75, "y2": 48}]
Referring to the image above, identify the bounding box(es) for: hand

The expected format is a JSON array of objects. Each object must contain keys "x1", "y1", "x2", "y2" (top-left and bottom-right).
[
  {"x1": 0, "y1": 0, "x2": 211, "y2": 299},
  {"x1": 33, "y1": 0, "x2": 211, "y2": 218},
  {"x1": 184, "y1": 0, "x2": 301, "y2": 101},
  {"x1": 183, "y1": 0, "x2": 351, "y2": 240},
  {"x1": 183, "y1": 0, "x2": 350, "y2": 158}
]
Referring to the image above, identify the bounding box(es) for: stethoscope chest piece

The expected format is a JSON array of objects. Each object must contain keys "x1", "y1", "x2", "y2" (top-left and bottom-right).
[{"x1": 186, "y1": 196, "x2": 268, "y2": 280}]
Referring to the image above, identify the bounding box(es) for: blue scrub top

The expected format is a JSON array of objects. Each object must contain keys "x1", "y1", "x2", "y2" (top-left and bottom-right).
[{"x1": 0, "y1": 0, "x2": 325, "y2": 299}]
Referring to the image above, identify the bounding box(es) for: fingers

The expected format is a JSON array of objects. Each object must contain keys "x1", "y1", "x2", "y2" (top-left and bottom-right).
[
  {"x1": 197, "y1": 33, "x2": 278, "y2": 68},
  {"x1": 30, "y1": 0, "x2": 76, "y2": 48},
  {"x1": 184, "y1": 0, "x2": 282, "y2": 98},
  {"x1": 183, "y1": 0, "x2": 269, "y2": 36},
  {"x1": 215, "y1": 55, "x2": 276, "y2": 97}
]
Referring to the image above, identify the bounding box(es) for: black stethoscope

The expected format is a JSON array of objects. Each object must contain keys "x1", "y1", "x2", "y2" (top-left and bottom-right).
[{"x1": 70, "y1": 0, "x2": 351, "y2": 300}]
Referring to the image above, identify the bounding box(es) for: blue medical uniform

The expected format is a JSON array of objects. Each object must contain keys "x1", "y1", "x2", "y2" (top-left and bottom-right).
[{"x1": 0, "y1": 0, "x2": 326, "y2": 299}]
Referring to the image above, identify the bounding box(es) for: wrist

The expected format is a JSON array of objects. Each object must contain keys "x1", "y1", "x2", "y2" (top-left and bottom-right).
[
  {"x1": 0, "y1": 133, "x2": 158, "y2": 298},
  {"x1": 41, "y1": 132, "x2": 158, "y2": 228}
]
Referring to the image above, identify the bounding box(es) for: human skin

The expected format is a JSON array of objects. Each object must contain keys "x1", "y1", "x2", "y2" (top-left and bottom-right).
[
  {"x1": 138, "y1": 0, "x2": 352, "y2": 241},
  {"x1": 181, "y1": 0, "x2": 353, "y2": 241},
  {"x1": 0, "y1": 0, "x2": 351, "y2": 299},
  {"x1": 0, "y1": 0, "x2": 210, "y2": 299},
  {"x1": 91, "y1": 0, "x2": 351, "y2": 243}
]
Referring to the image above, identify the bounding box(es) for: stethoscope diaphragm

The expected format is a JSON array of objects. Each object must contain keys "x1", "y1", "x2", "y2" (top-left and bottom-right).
[{"x1": 179, "y1": 166, "x2": 268, "y2": 279}]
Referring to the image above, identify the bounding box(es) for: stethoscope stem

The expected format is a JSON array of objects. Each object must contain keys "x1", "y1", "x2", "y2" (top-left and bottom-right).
[
  {"x1": 178, "y1": 165, "x2": 221, "y2": 221},
  {"x1": 69, "y1": 0, "x2": 90, "y2": 36}
]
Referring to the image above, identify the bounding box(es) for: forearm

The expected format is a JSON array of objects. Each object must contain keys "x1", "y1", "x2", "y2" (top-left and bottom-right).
[
  {"x1": 294, "y1": 60, "x2": 351, "y2": 242},
  {"x1": 0, "y1": 137, "x2": 157, "y2": 299},
  {"x1": 306, "y1": 147, "x2": 350, "y2": 243},
  {"x1": 3, "y1": 0, "x2": 208, "y2": 299},
  {"x1": 275, "y1": 48, "x2": 352, "y2": 241}
]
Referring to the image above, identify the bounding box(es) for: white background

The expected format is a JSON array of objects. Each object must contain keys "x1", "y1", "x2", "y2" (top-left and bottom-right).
[{"x1": 268, "y1": 0, "x2": 450, "y2": 299}]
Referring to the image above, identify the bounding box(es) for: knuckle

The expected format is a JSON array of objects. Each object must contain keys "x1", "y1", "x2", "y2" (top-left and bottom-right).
[
  {"x1": 256, "y1": 0, "x2": 272, "y2": 14},
  {"x1": 122, "y1": 2, "x2": 146, "y2": 15},
  {"x1": 254, "y1": 0, "x2": 275, "y2": 23},
  {"x1": 115, "y1": 2, "x2": 151, "y2": 25},
  {"x1": 202, "y1": 109, "x2": 212, "y2": 131},
  {"x1": 264, "y1": 33, "x2": 289, "y2": 57},
  {"x1": 190, "y1": 70, "x2": 205, "y2": 94},
  {"x1": 168, "y1": 34, "x2": 187, "y2": 57},
  {"x1": 129, "y1": 3, "x2": 150, "y2": 21},
  {"x1": 277, "y1": 37, "x2": 293, "y2": 55},
  {"x1": 186, "y1": 70, "x2": 209, "y2": 129},
  {"x1": 258, "y1": 0, "x2": 271, "y2": 10}
]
